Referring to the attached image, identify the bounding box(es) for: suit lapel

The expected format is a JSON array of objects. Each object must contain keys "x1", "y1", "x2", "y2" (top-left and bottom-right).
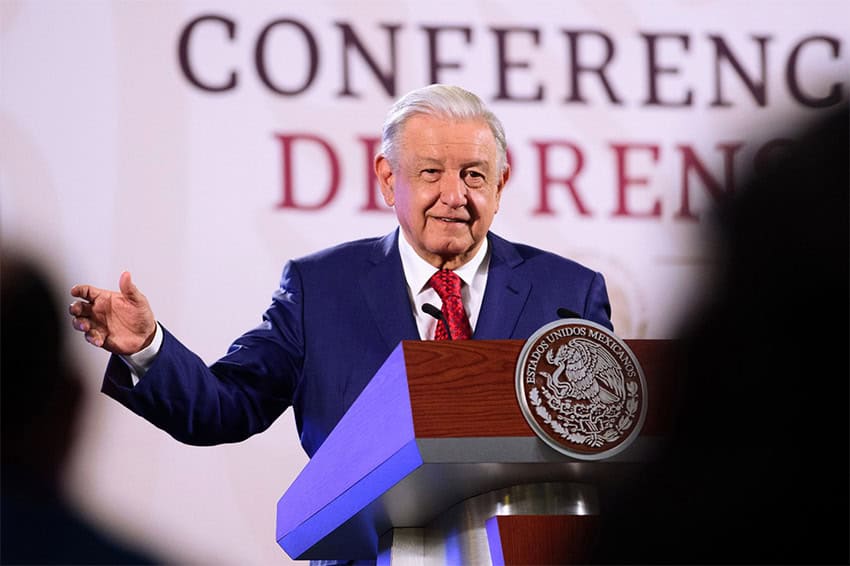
[
  {"x1": 359, "y1": 230, "x2": 420, "y2": 350},
  {"x1": 474, "y1": 233, "x2": 531, "y2": 339}
]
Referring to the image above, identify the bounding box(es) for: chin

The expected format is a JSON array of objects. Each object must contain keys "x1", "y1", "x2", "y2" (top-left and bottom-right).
[
  {"x1": 426, "y1": 236, "x2": 468, "y2": 251},
  {"x1": 427, "y1": 242, "x2": 475, "y2": 262}
]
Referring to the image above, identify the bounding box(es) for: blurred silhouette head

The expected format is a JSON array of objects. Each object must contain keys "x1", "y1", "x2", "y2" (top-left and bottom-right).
[
  {"x1": 2, "y1": 250, "x2": 158, "y2": 565},
  {"x1": 1, "y1": 250, "x2": 82, "y2": 488},
  {"x1": 591, "y1": 102, "x2": 849, "y2": 564}
]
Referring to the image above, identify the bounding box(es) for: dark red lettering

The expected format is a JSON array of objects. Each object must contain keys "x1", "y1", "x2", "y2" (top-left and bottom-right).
[
  {"x1": 492, "y1": 27, "x2": 544, "y2": 101},
  {"x1": 675, "y1": 143, "x2": 743, "y2": 220},
  {"x1": 611, "y1": 143, "x2": 661, "y2": 218},
  {"x1": 642, "y1": 33, "x2": 693, "y2": 107},
  {"x1": 709, "y1": 34, "x2": 770, "y2": 107},
  {"x1": 358, "y1": 136, "x2": 391, "y2": 212},
  {"x1": 336, "y1": 22, "x2": 400, "y2": 98},
  {"x1": 563, "y1": 29, "x2": 622, "y2": 104},
  {"x1": 274, "y1": 133, "x2": 340, "y2": 210},
  {"x1": 178, "y1": 14, "x2": 237, "y2": 92},
  {"x1": 422, "y1": 25, "x2": 473, "y2": 85},
  {"x1": 786, "y1": 35, "x2": 844, "y2": 108},
  {"x1": 255, "y1": 19, "x2": 319, "y2": 96},
  {"x1": 531, "y1": 141, "x2": 589, "y2": 215}
]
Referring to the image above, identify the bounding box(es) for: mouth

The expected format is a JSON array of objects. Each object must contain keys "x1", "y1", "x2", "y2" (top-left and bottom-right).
[{"x1": 433, "y1": 216, "x2": 469, "y2": 224}]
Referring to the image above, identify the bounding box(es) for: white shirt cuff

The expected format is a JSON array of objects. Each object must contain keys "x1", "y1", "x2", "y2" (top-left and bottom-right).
[{"x1": 119, "y1": 322, "x2": 164, "y2": 386}]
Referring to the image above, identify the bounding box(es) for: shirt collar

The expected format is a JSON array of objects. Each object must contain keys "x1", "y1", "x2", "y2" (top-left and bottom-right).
[{"x1": 397, "y1": 231, "x2": 489, "y2": 294}]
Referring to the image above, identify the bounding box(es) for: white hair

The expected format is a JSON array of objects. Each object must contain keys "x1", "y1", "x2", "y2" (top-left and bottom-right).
[{"x1": 379, "y1": 84, "x2": 508, "y2": 173}]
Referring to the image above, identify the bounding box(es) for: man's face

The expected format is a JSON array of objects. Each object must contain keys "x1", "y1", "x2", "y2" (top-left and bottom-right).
[{"x1": 375, "y1": 114, "x2": 510, "y2": 270}]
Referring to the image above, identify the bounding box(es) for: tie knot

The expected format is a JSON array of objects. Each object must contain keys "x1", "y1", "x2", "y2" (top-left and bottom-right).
[{"x1": 429, "y1": 269, "x2": 462, "y2": 300}]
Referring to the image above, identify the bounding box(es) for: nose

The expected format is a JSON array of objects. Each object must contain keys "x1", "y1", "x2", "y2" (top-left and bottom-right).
[{"x1": 440, "y1": 175, "x2": 468, "y2": 208}]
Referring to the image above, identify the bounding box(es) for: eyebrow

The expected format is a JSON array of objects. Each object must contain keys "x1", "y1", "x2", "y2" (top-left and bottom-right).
[{"x1": 413, "y1": 157, "x2": 491, "y2": 170}]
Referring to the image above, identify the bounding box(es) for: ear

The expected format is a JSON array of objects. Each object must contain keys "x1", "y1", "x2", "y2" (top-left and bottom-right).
[
  {"x1": 374, "y1": 154, "x2": 395, "y2": 207},
  {"x1": 494, "y1": 163, "x2": 510, "y2": 213}
]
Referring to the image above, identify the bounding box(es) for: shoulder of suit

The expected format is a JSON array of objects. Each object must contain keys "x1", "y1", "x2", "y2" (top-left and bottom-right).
[
  {"x1": 488, "y1": 232, "x2": 598, "y2": 276},
  {"x1": 290, "y1": 232, "x2": 393, "y2": 267}
]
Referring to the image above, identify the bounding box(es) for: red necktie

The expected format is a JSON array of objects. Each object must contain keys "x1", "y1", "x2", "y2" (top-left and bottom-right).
[{"x1": 429, "y1": 269, "x2": 473, "y2": 340}]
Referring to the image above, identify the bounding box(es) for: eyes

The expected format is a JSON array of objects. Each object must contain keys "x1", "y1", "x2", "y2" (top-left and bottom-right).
[{"x1": 420, "y1": 168, "x2": 487, "y2": 188}]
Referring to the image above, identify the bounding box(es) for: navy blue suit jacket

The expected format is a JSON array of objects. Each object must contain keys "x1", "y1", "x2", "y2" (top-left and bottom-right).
[{"x1": 102, "y1": 230, "x2": 612, "y2": 457}]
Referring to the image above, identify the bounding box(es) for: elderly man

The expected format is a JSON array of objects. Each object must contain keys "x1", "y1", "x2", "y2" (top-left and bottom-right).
[{"x1": 69, "y1": 84, "x2": 612, "y2": 457}]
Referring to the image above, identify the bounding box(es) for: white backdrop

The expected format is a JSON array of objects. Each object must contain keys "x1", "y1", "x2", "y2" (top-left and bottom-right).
[{"x1": 2, "y1": 1, "x2": 848, "y2": 564}]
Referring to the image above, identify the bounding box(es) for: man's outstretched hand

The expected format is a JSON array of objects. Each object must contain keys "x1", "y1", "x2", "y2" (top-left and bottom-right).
[{"x1": 69, "y1": 271, "x2": 157, "y2": 355}]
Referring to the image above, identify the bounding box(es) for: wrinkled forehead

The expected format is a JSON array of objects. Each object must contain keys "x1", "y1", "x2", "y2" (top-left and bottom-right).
[{"x1": 399, "y1": 114, "x2": 499, "y2": 165}]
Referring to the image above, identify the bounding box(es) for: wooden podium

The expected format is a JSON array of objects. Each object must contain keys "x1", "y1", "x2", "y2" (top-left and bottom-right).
[{"x1": 276, "y1": 339, "x2": 677, "y2": 564}]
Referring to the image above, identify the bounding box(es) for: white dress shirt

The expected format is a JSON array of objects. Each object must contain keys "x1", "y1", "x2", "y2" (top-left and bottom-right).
[{"x1": 397, "y1": 232, "x2": 490, "y2": 340}]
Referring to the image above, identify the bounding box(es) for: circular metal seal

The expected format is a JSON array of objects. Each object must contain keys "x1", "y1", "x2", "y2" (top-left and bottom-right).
[{"x1": 515, "y1": 319, "x2": 648, "y2": 460}]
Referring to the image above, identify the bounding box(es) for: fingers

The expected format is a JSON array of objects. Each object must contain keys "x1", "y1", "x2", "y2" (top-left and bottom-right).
[
  {"x1": 72, "y1": 273, "x2": 143, "y2": 304},
  {"x1": 118, "y1": 271, "x2": 144, "y2": 304},
  {"x1": 70, "y1": 284, "x2": 101, "y2": 302},
  {"x1": 69, "y1": 292, "x2": 105, "y2": 348},
  {"x1": 71, "y1": 315, "x2": 89, "y2": 332},
  {"x1": 69, "y1": 296, "x2": 98, "y2": 340},
  {"x1": 69, "y1": 271, "x2": 151, "y2": 353},
  {"x1": 68, "y1": 300, "x2": 93, "y2": 318},
  {"x1": 70, "y1": 312, "x2": 105, "y2": 348},
  {"x1": 84, "y1": 328, "x2": 105, "y2": 348}
]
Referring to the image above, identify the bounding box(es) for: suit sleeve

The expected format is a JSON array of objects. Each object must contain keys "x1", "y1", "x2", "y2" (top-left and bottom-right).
[
  {"x1": 584, "y1": 271, "x2": 614, "y2": 331},
  {"x1": 101, "y1": 261, "x2": 306, "y2": 445}
]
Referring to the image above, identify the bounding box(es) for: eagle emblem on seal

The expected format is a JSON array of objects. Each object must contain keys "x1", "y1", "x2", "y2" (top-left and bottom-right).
[
  {"x1": 541, "y1": 338, "x2": 625, "y2": 406},
  {"x1": 516, "y1": 320, "x2": 647, "y2": 460}
]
